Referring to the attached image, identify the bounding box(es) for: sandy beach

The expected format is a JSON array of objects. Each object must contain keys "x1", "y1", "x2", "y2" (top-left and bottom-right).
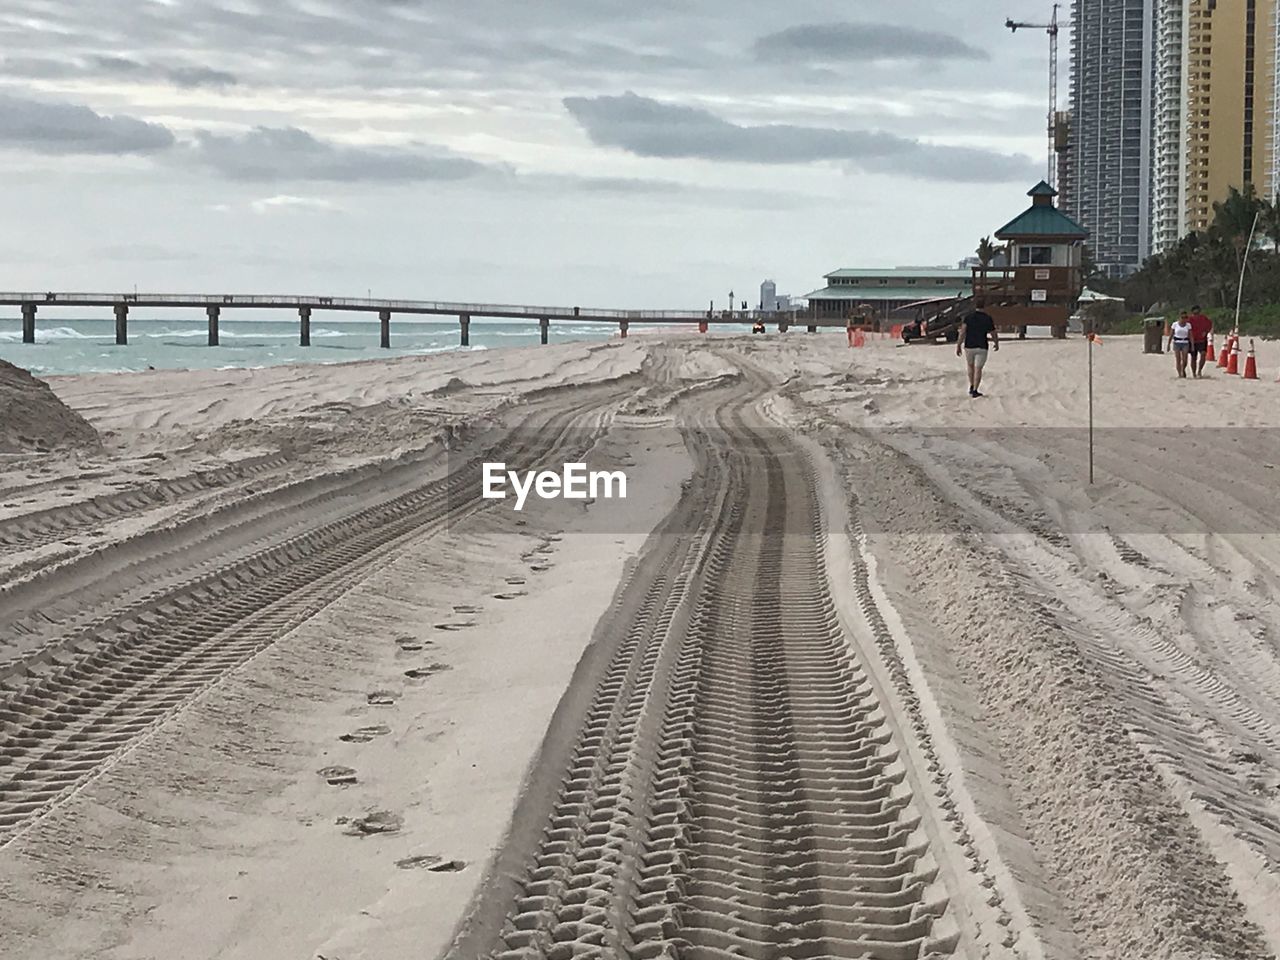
[{"x1": 2, "y1": 333, "x2": 1280, "y2": 960}]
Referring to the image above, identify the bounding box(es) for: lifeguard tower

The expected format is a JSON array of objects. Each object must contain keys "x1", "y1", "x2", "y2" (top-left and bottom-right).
[{"x1": 973, "y1": 181, "x2": 1088, "y2": 338}]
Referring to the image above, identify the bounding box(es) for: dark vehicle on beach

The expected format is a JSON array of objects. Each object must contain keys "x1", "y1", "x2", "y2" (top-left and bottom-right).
[{"x1": 902, "y1": 296, "x2": 969, "y2": 344}]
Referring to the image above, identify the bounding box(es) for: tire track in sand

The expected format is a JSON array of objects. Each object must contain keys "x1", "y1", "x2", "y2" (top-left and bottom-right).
[
  {"x1": 0, "y1": 390, "x2": 629, "y2": 846},
  {"x1": 448, "y1": 390, "x2": 964, "y2": 960}
]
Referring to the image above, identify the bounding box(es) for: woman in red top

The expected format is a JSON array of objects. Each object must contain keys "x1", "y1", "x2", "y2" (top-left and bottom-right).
[{"x1": 1187, "y1": 306, "x2": 1213, "y2": 378}]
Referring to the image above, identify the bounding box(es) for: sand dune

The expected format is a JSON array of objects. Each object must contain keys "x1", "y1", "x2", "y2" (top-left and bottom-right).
[
  {"x1": 0, "y1": 359, "x2": 98, "y2": 454},
  {"x1": 1, "y1": 334, "x2": 1278, "y2": 960}
]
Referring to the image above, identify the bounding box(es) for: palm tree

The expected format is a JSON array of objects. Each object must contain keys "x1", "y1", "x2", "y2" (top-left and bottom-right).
[
  {"x1": 1211, "y1": 185, "x2": 1264, "y2": 276},
  {"x1": 975, "y1": 236, "x2": 999, "y2": 268}
]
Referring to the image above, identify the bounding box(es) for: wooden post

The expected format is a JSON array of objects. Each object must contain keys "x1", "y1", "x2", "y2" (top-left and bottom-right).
[
  {"x1": 807, "y1": 324, "x2": 817, "y2": 333},
  {"x1": 379, "y1": 309, "x2": 391, "y2": 348},
  {"x1": 459, "y1": 313, "x2": 470, "y2": 347},
  {"x1": 114, "y1": 303, "x2": 128, "y2": 345},
  {"x1": 21, "y1": 303, "x2": 35, "y2": 344},
  {"x1": 207, "y1": 305, "x2": 220, "y2": 346},
  {"x1": 539, "y1": 317, "x2": 549, "y2": 345},
  {"x1": 299, "y1": 306, "x2": 311, "y2": 346}
]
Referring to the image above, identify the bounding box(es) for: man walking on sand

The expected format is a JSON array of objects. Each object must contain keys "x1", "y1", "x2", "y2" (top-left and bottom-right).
[
  {"x1": 1187, "y1": 305, "x2": 1213, "y2": 378},
  {"x1": 957, "y1": 299, "x2": 999, "y2": 398}
]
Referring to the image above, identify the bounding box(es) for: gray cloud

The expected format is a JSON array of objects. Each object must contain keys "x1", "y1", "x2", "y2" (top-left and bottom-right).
[
  {"x1": 754, "y1": 22, "x2": 987, "y2": 63},
  {"x1": 0, "y1": 93, "x2": 175, "y2": 154},
  {"x1": 0, "y1": 54, "x2": 237, "y2": 88},
  {"x1": 184, "y1": 126, "x2": 494, "y2": 183},
  {"x1": 0, "y1": 91, "x2": 497, "y2": 182},
  {"x1": 90, "y1": 56, "x2": 238, "y2": 88},
  {"x1": 563, "y1": 92, "x2": 1034, "y2": 182},
  {"x1": 166, "y1": 66, "x2": 238, "y2": 88}
]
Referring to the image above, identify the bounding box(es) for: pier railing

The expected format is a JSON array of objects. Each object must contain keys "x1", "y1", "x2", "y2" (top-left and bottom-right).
[{"x1": 0, "y1": 291, "x2": 737, "y2": 321}]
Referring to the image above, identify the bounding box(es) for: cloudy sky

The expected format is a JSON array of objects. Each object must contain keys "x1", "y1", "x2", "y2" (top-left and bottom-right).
[{"x1": 0, "y1": 0, "x2": 1054, "y2": 308}]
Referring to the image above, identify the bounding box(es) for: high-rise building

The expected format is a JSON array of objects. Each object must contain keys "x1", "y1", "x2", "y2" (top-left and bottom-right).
[
  {"x1": 759, "y1": 280, "x2": 777, "y2": 312},
  {"x1": 1268, "y1": 0, "x2": 1280, "y2": 198},
  {"x1": 1068, "y1": 0, "x2": 1158, "y2": 278},
  {"x1": 1148, "y1": 0, "x2": 1280, "y2": 252},
  {"x1": 1151, "y1": 0, "x2": 1188, "y2": 254},
  {"x1": 1182, "y1": 0, "x2": 1278, "y2": 230}
]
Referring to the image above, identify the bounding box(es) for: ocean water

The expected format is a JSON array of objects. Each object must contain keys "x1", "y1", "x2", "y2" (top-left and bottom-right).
[{"x1": 0, "y1": 317, "x2": 641, "y2": 376}]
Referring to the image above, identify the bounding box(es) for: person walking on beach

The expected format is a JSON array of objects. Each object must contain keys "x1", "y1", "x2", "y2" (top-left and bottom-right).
[
  {"x1": 956, "y1": 299, "x2": 998, "y2": 398},
  {"x1": 1168, "y1": 313, "x2": 1192, "y2": 378},
  {"x1": 1187, "y1": 305, "x2": 1213, "y2": 378}
]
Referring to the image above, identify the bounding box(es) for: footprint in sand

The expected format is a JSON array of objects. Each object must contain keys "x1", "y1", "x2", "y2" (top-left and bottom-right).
[
  {"x1": 452, "y1": 604, "x2": 480, "y2": 614},
  {"x1": 427, "y1": 859, "x2": 467, "y2": 873},
  {"x1": 396, "y1": 855, "x2": 467, "y2": 872},
  {"x1": 396, "y1": 854, "x2": 442, "y2": 870},
  {"x1": 529, "y1": 563, "x2": 551, "y2": 573},
  {"x1": 404, "y1": 663, "x2": 451, "y2": 681},
  {"x1": 367, "y1": 690, "x2": 399, "y2": 706},
  {"x1": 345, "y1": 810, "x2": 402, "y2": 836},
  {"x1": 395, "y1": 634, "x2": 426, "y2": 652},
  {"x1": 339, "y1": 724, "x2": 392, "y2": 744},
  {"x1": 505, "y1": 577, "x2": 526, "y2": 585},
  {"x1": 493, "y1": 591, "x2": 526, "y2": 600},
  {"x1": 317, "y1": 765, "x2": 358, "y2": 786},
  {"x1": 434, "y1": 622, "x2": 475, "y2": 632}
]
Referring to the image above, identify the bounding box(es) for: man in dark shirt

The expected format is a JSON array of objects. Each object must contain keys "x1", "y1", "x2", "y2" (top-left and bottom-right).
[
  {"x1": 1187, "y1": 305, "x2": 1213, "y2": 378},
  {"x1": 956, "y1": 299, "x2": 999, "y2": 398}
]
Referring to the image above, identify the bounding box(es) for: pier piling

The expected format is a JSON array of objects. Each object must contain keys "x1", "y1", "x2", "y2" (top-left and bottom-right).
[
  {"x1": 540, "y1": 317, "x2": 549, "y2": 345},
  {"x1": 21, "y1": 303, "x2": 35, "y2": 344},
  {"x1": 379, "y1": 309, "x2": 391, "y2": 348},
  {"x1": 299, "y1": 306, "x2": 311, "y2": 346},
  {"x1": 114, "y1": 304, "x2": 128, "y2": 345},
  {"x1": 460, "y1": 313, "x2": 470, "y2": 347},
  {"x1": 206, "y1": 305, "x2": 220, "y2": 346}
]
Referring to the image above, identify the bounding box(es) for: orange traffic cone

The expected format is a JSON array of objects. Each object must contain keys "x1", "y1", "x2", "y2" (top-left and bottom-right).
[
  {"x1": 1205, "y1": 335, "x2": 1215, "y2": 362},
  {"x1": 1219, "y1": 335, "x2": 1234, "y2": 368},
  {"x1": 1227, "y1": 340, "x2": 1240, "y2": 375},
  {"x1": 1244, "y1": 340, "x2": 1259, "y2": 380}
]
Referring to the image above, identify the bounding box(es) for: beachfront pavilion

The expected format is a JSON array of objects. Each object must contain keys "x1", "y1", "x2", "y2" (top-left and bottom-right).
[{"x1": 803, "y1": 267, "x2": 973, "y2": 323}]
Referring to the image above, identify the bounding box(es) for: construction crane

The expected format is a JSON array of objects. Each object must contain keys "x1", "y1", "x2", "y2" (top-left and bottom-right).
[{"x1": 1006, "y1": 3, "x2": 1060, "y2": 188}]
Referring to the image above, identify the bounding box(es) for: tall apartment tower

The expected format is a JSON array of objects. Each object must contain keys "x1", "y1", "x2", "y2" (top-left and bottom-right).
[
  {"x1": 1069, "y1": 0, "x2": 1158, "y2": 278},
  {"x1": 1151, "y1": 0, "x2": 1188, "y2": 254},
  {"x1": 1184, "y1": 0, "x2": 1279, "y2": 230},
  {"x1": 1149, "y1": 0, "x2": 1280, "y2": 252}
]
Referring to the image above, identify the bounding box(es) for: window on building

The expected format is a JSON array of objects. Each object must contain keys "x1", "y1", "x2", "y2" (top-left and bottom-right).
[{"x1": 1018, "y1": 245, "x2": 1054, "y2": 266}]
